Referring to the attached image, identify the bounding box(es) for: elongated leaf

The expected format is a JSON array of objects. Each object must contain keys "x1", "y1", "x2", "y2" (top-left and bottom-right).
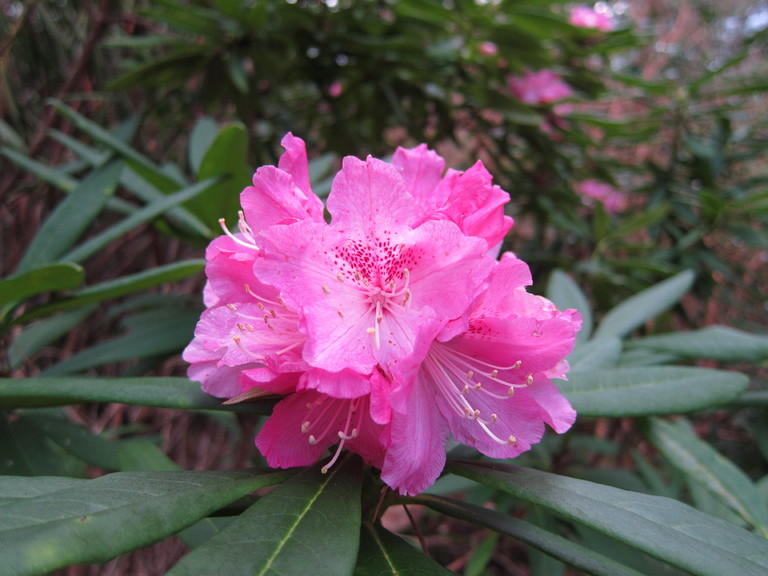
[
  {"x1": 546, "y1": 270, "x2": 592, "y2": 342},
  {"x1": 593, "y1": 270, "x2": 695, "y2": 339},
  {"x1": 448, "y1": 461, "x2": 768, "y2": 576},
  {"x1": 0, "y1": 377, "x2": 273, "y2": 414},
  {"x1": 559, "y1": 366, "x2": 748, "y2": 417},
  {"x1": 14, "y1": 260, "x2": 203, "y2": 324},
  {"x1": 63, "y1": 176, "x2": 222, "y2": 263},
  {"x1": 166, "y1": 455, "x2": 363, "y2": 576},
  {"x1": 189, "y1": 117, "x2": 220, "y2": 174},
  {"x1": 0, "y1": 477, "x2": 87, "y2": 506},
  {"x1": 0, "y1": 263, "x2": 84, "y2": 309},
  {"x1": 0, "y1": 469, "x2": 291, "y2": 576},
  {"x1": 628, "y1": 325, "x2": 768, "y2": 363},
  {"x1": 15, "y1": 161, "x2": 124, "y2": 272},
  {"x1": 41, "y1": 308, "x2": 199, "y2": 375},
  {"x1": 417, "y1": 495, "x2": 645, "y2": 576},
  {"x1": 646, "y1": 418, "x2": 768, "y2": 537},
  {"x1": 568, "y1": 336, "x2": 621, "y2": 372},
  {"x1": 0, "y1": 147, "x2": 78, "y2": 192},
  {"x1": 8, "y1": 305, "x2": 97, "y2": 369},
  {"x1": 354, "y1": 521, "x2": 454, "y2": 576}
]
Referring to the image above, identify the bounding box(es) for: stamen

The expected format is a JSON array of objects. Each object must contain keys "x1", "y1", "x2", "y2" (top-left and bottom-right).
[
  {"x1": 227, "y1": 303, "x2": 237, "y2": 311},
  {"x1": 466, "y1": 370, "x2": 474, "y2": 380},
  {"x1": 219, "y1": 218, "x2": 259, "y2": 251},
  {"x1": 322, "y1": 285, "x2": 331, "y2": 294},
  {"x1": 337, "y1": 273, "x2": 345, "y2": 282},
  {"x1": 526, "y1": 374, "x2": 533, "y2": 386},
  {"x1": 338, "y1": 310, "x2": 345, "y2": 318}
]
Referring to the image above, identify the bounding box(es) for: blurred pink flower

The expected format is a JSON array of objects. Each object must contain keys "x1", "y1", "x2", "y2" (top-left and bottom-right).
[
  {"x1": 185, "y1": 133, "x2": 578, "y2": 493},
  {"x1": 569, "y1": 5, "x2": 613, "y2": 32},
  {"x1": 576, "y1": 179, "x2": 626, "y2": 214},
  {"x1": 478, "y1": 41, "x2": 498, "y2": 57},
  {"x1": 328, "y1": 80, "x2": 343, "y2": 98},
  {"x1": 508, "y1": 69, "x2": 574, "y2": 105}
]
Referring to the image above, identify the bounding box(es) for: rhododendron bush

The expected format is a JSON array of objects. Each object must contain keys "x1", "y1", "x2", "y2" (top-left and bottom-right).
[{"x1": 2, "y1": 1, "x2": 768, "y2": 575}]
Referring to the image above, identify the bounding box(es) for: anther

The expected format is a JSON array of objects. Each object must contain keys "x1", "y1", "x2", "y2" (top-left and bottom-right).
[
  {"x1": 322, "y1": 285, "x2": 331, "y2": 294},
  {"x1": 466, "y1": 370, "x2": 474, "y2": 380},
  {"x1": 526, "y1": 374, "x2": 533, "y2": 386},
  {"x1": 236, "y1": 322, "x2": 245, "y2": 331},
  {"x1": 337, "y1": 310, "x2": 345, "y2": 318},
  {"x1": 514, "y1": 361, "x2": 522, "y2": 369},
  {"x1": 490, "y1": 369, "x2": 499, "y2": 378},
  {"x1": 337, "y1": 273, "x2": 345, "y2": 282},
  {"x1": 490, "y1": 413, "x2": 498, "y2": 423},
  {"x1": 308, "y1": 435, "x2": 318, "y2": 445},
  {"x1": 462, "y1": 384, "x2": 470, "y2": 395},
  {"x1": 257, "y1": 302, "x2": 266, "y2": 311},
  {"x1": 507, "y1": 386, "x2": 515, "y2": 397},
  {"x1": 227, "y1": 303, "x2": 237, "y2": 311},
  {"x1": 508, "y1": 435, "x2": 517, "y2": 444},
  {"x1": 301, "y1": 421, "x2": 311, "y2": 433},
  {"x1": 270, "y1": 309, "x2": 277, "y2": 318},
  {"x1": 474, "y1": 383, "x2": 482, "y2": 391}
]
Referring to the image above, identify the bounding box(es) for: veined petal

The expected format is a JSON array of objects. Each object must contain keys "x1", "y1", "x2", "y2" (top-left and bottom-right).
[
  {"x1": 202, "y1": 235, "x2": 260, "y2": 306},
  {"x1": 278, "y1": 133, "x2": 321, "y2": 211},
  {"x1": 241, "y1": 165, "x2": 322, "y2": 232},
  {"x1": 392, "y1": 144, "x2": 446, "y2": 213},
  {"x1": 327, "y1": 155, "x2": 415, "y2": 235},
  {"x1": 298, "y1": 368, "x2": 372, "y2": 399},
  {"x1": 381, "y1": 380, "x2": 450, "y2": 496}
]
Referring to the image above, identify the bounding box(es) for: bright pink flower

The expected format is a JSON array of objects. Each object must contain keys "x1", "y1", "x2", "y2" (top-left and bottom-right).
[
  {"x1": 381, "y1": 254, "x2": 580, "y2": 495},
  {"x1": 328, "y1": 81, "x2": 344, "y2": 98},
  {"x1": 392, "y1": 144, "x2": 513, "y2": 251},
  {"x1": 576, "y1": 179, "x2": 626, "y2": 214},
  {"x1": 569, "y1": 5, "x2": 613, "y2": 32},
  {"x1": 508, "y1": 69, "x2": 574, "y2": 106},
  {"x1": 252, "y1": 155, "x2": 495, "y2": 376}
]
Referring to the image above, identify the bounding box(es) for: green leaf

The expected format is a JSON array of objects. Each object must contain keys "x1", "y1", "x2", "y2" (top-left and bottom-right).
[
  {"x1": 189, "y1": 122, "x2": 250, "y2": 231},
  {"x1": 166, "y1": 455, "x2": 363, "y2": 576},
  {"x1": 0, "y1": 469, "x2": 292, "y2": 576},
  {"x1": 62, "y1": 176, "x2": 222, "y2": 264},
  {"x1": 568, "y1": 336, "x2": 622, "y2": 372},
  {"x1": 593, "y1": 270, "x2": 695, "y2": 339},
  {"x1": 0, "y1": 414, "x2": 83, "y2": 477},
  {"x1": 447, "y1": 461, "x2": 768, "y2": 576},
  {"x1": 41, "y1": 308, "x2": 199, "y2": 375},
  {"x1": 0, "y1": 147, "x2": 78, "y2": 192},
  {"x1": 0, "y1": 263, "x2": 84, "y2": 309},
  {"x1": 646, "y1": 418, "x2": 768, "y2": 537},
  {"x1": 0, "y1": 477, "x2": 86, "y2": 506},
  {"x1": 189, "y1": 117, "x2": 220, "y2": 174},
  {"x1": 0, "y1": 377, "x2": 273, "y2": 414},
  {"x1": 628, "y1": 325, "x2": 768, "y2": 363},
  {"x1": 8, "y1": 305, "x2": 97, "y2": 369},
  {"x1": 14, "y1": 260, "x2": 203, "y2": 324},
  {"x1": 417, "y1": 494, "x2": 645, "y2": 576},
  {"x1": 15, "y1": 161, "x2": 123, "y2": 272},
  {"x1": 560, "y1": 366, "x2": 749, "y2": 417},
  {"x1": 546, "y1": 269, "x2": 592, "y2": 342},
  {"x1": 354, "y1": 521, "x2": 454, "y2": 576}
]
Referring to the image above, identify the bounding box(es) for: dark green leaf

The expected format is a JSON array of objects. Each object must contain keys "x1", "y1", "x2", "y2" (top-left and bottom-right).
[
  {"x1": 0, "y1": 377, "x2": 273, "y2": 414},
  {"x1": 0, "y1": 263, "x2": 84, "y2": 309},
  {"x1": 166, "y1": 455, "x2": 362, "y2": 576},
  {"x1": 546, "y1": 269, "x2": 592, "y2": 342},
  {"x1": 448, "y1": 461, "x2": 768, "y2": 576},
  {"x1": 0, "y1": 469, "x2": 291, "y2": 576},
  {"x1": 354, "y1": 521, "x2": 454, "y2": 576},
  {"x1": 417, "y1": 494, "x2": 645, "y2": 576}
]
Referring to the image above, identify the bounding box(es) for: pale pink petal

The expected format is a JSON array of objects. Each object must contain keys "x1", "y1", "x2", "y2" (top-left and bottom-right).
[
  {"x1": 298, "y1": 368, "x2": 372, "y2": 399},
  {"x1": 277, "y1": 133, "x2": 317, "y2": 205},
  {"x1": 527, "y1": 374, "x2": 577, "y2": 433},
  {"x1": 202, "y1": 235, "x2": 260, "y2": 307}
]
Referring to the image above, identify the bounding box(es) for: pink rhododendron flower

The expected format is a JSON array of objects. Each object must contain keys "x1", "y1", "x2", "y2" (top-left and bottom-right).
[
  {"x1": 576, "y1": 179, "x2": 626, "y2": 214},
  {"x1": 184, "y1": 132, "x2": 579, "y2": 494},
  {"x1": 508, "y1": 69, "x2": 574, "y2": 106},
  {"x1": 569, "y1": 5, "x2": 613, "y2": 32},
  {"x1": 381, "y1": 254, "x2": 580, "y2": 494}
]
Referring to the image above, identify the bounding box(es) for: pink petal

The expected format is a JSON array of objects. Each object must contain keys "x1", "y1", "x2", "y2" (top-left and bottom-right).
[
  {"x1": 392, "y1": 144, "x2": 446, "y2": 214},
  {"x1": 298, "y1": 368, "x2": 372, "y2": 399}
]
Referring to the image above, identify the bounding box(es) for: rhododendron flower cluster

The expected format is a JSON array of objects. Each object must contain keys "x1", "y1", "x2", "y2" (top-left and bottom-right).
[
  {"x1": 569, "y1": 5, "x2": 613, "y2": 32},
  {"x1": 184, "y1": 134, "x2": 581, "y2": 495},
  {"x1": 508, "y1": 69, "x2": 574, "y2": 106}
]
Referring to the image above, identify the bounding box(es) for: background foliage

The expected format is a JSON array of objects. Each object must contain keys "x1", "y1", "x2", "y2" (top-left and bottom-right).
[{"x1": 1, "y1": 0, "x2": 767, "y2": 574}]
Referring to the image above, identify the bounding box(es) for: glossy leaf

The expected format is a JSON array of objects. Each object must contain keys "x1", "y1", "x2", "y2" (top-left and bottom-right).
[
  {"x1": 0, "y1": 469, "x2": 291, "y2": 576},
  {"x1": 166, "y1": 455, "x2": 363, "y2": 576},
  {"x1": 646, "y1": 418, "x2": 768, "y2": 537},
  {"x1": 354, "y1": 521, "x2": 454, "y2": 576},
  {"x1": 559, "y1": 366, "x2": 748, "y2": 417},
  {"x1": 593, "y1": 270, "x2": 695, "y2": 339},
  {"x1": 568, "y1": 336, "x2": 622, "y2": 372},
  {"x1": 0, "y1": 376, "x2": 273, "y2": 414},
  {"x1": 417, "y1": 494, "x2": 645, "y2": 576},
  {"x1": 628, "y1": 325, "x2": 768, "y2": 363},
  {"x1": 448, "y1": 461, "x2": 768, "y2": 576},
  {"x1": 546, "y1": 269, "x2": 592, "y2": 342},
  {"x1": 0, "y1": 476, "x2": 86, "y2": 506},
  {"x1": 0, "y1": 263, "x2": 84, "y2": 309}
]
